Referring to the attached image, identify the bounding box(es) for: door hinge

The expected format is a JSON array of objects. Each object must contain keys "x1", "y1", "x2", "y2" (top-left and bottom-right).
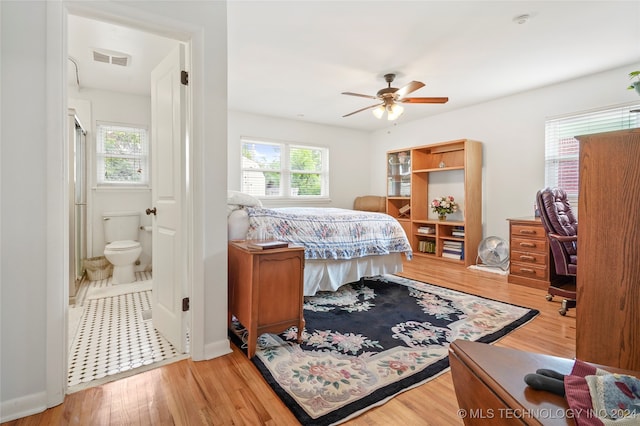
[
  {"x1": 182, "y1": 297, "x2": 190, "y2": 312},
  {"x1": 181, "y1": 70, "x2": 189, "y2": 86}
]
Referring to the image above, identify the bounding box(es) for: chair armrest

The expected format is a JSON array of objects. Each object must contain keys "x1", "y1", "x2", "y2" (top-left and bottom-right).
[
  {"x1": 548, "y1": 233, "x2": 577, "y2": 243},
  {"x1": 353, "y1": 196, "x2": 386, "y2": 213}
]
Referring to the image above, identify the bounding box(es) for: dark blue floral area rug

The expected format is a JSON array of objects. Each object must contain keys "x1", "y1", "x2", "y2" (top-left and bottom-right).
[{"x1": 229, "y1": 274, "x2": 539, "y2": 425}]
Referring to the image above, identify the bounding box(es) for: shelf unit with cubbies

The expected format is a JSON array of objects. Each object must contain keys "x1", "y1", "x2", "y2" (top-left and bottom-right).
[
  {"x1": 386, "y1": 149, "x2": 412, "y2": 238},
  {"x1": 386, "y1": 139, "x2": 482, "y2": 266}
]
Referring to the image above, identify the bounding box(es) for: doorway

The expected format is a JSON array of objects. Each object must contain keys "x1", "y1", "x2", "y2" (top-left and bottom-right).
[{"x1": 66, "y1": 12, "x2": 189, "y2": 392}]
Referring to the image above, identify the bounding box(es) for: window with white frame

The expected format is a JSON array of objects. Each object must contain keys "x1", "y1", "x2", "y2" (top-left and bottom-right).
[
  {"x1": 96, "y1": 123, "x2": 149, "y2": 186},
  {"x1": 241, "y1": 137, "x2": 329, "y2": 198},
  {"x1": 545, "y1": 102, "x2": 640, "y2": 200}
]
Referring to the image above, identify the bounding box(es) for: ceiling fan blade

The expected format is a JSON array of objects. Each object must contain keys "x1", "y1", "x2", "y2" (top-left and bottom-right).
[
  {"x1": 341, "y1": 91, "x2": 378, "y2": 100},
  {"x1": 400, "y1": 97, "x2": 449, "y2": 104},
  {"x1": 342, "y1": 103, "x2": 382, "y2": 117},
  {"x1": 395, "y1": 81, "x2": 425, "y2": 98}
]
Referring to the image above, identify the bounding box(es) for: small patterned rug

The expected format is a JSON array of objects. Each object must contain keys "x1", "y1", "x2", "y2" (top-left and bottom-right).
[
  {"x1": 68, "y1": 289, "x2": 180, "y2": 392},
  {"x1": 230, "y1": 274, "x2": 539, "y2": 425}
]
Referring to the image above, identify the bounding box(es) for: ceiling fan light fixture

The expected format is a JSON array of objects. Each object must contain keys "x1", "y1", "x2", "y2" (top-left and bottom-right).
[
  {"x1": 387, "y1": 103, "x2": 404, "y2": 121},
  {"x1": 372, "y1": 105, "x2": 385, "y2": 119},
  {"x1": 342, "y1": 73, "x2": 447, "y2": 119}
]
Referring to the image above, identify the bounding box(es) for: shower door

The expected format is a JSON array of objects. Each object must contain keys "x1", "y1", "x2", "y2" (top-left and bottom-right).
[{"x1": 69, "y1": 109, "x2": 87, "y2": 298}]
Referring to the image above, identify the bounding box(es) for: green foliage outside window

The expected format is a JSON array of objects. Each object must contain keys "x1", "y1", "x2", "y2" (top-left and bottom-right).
[
  {"x1": 103, "y1": 129, "x2": 143, "y2": 182},
  {"x1": 98, "y1": 124, "x2": 148, "y2": 185},
  {"x1": 290, "y1": 147, "x2": 321, "y2": 195},
  {"x1": 241, "y1": 140, "x2": 326, "y2": 197}
]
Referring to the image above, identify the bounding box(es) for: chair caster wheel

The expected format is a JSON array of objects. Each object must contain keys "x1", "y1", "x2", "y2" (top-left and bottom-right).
[
  {"x1": 559, "y1": 300, "x2": 569, "y2": 315},
  {"x1": 545, "y1": 294, "x2": 553, "y2": 301}
]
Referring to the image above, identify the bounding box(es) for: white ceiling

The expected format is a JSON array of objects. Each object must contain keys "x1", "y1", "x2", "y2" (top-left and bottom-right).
[{"x1": 68, "y1": 1, "x2": 640, "y2": 132}]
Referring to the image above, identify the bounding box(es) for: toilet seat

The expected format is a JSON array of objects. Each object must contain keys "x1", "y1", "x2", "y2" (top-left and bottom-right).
[{"x1": 105, "y1": 240, "x2": 141, "y2": 251}]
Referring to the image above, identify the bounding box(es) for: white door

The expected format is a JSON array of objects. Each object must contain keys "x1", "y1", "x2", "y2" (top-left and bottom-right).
[{"x1": 150, "y1": 44, "x2": 188, "y2": 353}]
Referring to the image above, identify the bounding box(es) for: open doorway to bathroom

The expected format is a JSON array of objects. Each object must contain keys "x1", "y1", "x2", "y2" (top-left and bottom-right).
[{"x1": 66, "y1": 12, "x2": 189, "y2": 393}]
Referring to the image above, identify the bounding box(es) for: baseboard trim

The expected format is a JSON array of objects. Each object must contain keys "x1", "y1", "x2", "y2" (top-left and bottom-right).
[
  {"x1": 202, "y1": 338, "x2": 232, "y2": 360},
  {"x1": 0, "y1": 391, "x2": 48, "y2": 423}
]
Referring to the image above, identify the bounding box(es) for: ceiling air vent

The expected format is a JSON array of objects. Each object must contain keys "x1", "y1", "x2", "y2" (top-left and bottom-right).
[
  {"x1": 93, "y1": 50, "x2": 110, "y2": 64},
  {"x1": 91, "y1": 48, "x2": 131, "y2": 67},
  {"x1": 110, "y1": 55, "x2": 129, "y2": 67}
]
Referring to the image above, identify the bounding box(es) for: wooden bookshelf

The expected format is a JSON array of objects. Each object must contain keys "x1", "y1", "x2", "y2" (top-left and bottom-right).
[{"x1": 386, "y1": 139, "x2": 483, "y2": 267}]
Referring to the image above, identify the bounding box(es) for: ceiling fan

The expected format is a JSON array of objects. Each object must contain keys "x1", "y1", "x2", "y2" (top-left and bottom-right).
[{"x1": 342, "y1": 73, "x2": 448, "y2": 120}]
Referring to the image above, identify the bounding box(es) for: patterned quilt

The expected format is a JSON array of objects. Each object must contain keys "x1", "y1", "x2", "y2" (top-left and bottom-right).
[{"x1": 245, "y1": 207, "x2": 412, "y2": 261}]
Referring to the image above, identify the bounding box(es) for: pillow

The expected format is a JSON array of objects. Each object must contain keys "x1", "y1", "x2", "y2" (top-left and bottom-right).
[
  {"x1": 227, "y1": 190, "x2": 262, "y2": 207},
  {"x1": 228, "y1": 209, "x2": 249, "y2": 240}
]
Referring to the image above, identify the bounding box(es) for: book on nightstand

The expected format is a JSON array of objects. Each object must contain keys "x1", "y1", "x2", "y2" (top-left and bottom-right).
[{"x1": 246, "y1": 240, "x2": 289, "y2": 250}]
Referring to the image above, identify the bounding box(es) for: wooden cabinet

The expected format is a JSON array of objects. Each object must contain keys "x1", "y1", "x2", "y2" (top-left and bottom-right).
[
  {"x1": 228, "y1": 241, "x2": 305, "y2": 358},
  {"x1": 386, "y1": 139, "x2": 482, "y2": 266},
  {"x1": 576, "y1": 128, "x2": 640, "y2": 370},
  {"x1": 507, "y1": 217, "x2": 555, "y2": 290},
  {"x1": 449, "y1": 340, "x2": 640, "y2": 426}
]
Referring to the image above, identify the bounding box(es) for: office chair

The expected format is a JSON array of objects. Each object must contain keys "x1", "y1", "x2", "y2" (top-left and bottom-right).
[{"x1": 536, "y1": 187, "x2": 577, "y2": 315}]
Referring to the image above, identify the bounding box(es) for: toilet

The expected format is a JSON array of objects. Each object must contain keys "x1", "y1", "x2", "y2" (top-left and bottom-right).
[{"x1": 103, "y1": 211, "x2": 142, "y2": 285}]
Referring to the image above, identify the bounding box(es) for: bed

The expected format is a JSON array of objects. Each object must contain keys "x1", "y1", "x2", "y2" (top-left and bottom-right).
[{"x1": 227, "y1": 192, "x2": 412, "y2": 296}]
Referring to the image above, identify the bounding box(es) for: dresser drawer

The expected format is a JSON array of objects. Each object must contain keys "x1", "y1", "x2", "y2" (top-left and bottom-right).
[
  {"x1": 510, "y1": 263, "x2": 547, "y2": 280},
  {"x1": 511, "y1": 224, "x2": 546, "y2": 239},
  {"x1": 508, "y1": 218, "x2": 553, "y2": 289},
  {"x1": 511, "y1": 250, "x2": 547, "y2": 267},
  {"x1": 511, "y1": 237, "x2": 547, "y2": 253}
]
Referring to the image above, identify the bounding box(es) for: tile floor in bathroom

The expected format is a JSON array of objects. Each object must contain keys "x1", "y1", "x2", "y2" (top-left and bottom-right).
[{"x1": 68, "y1": 271, "x2": 181, "y2": 391}]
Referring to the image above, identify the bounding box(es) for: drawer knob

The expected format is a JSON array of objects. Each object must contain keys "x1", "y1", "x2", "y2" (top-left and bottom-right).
[
  {"x1": 520, "y1": 242, "x2": 536, "y2": 248},
  {"x1": 519, "y1": 255, "x2": 535, "y2": 261},
  {"x1": 519, "y1": 229, "x2": 536, "y2": 235},
  {"x1": 520, "y1": 268, "x2": 535, "y2": 274}
]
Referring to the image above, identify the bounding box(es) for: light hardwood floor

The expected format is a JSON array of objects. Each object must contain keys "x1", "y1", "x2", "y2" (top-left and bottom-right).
[{"x1": 5, "y1": 260, "x2": 576, "y2": 425}]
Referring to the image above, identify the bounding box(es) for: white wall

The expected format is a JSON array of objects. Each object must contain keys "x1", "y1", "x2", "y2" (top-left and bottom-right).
[
  {"x1": 369, "y1": 65, "x2": 640, "y2": 242},
  {"x1": 1, "y1": 0, "x2": 49, "y2": 415},
  {"x1": 1, "y1": 0, "x2": 228, "y2": 421},
  {"x1": 69, "y1": 88, "x2": 153, "y2": 270},
  {"x1": 228, "y1": 110, "x2": 371, "y2": 209}
]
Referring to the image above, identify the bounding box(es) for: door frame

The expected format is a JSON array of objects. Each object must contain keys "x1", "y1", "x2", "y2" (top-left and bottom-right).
[{"x1": 47, "y1": 1, "x2": 205, "y2": 403}]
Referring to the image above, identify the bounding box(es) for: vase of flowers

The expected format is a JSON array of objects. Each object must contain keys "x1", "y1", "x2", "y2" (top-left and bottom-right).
[{"x1": 431, "y1": 195, "x2": 458, "y2": 220}]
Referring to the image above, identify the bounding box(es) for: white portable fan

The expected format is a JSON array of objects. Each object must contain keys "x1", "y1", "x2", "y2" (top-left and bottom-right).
[{"x1": 476, "y1": 236, "x2": 510, "y2": 271}]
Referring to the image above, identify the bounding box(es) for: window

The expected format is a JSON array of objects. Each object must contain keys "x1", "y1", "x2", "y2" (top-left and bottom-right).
[
  {"x1": 96, "y1": 123, "x2": 149, "y2": 186},
  {"x1": 241, "y1": 137, "x2": 329, "y2": 199},
  {"x1": 545, "y1": 102, "x2": 640, "y2": 199}
]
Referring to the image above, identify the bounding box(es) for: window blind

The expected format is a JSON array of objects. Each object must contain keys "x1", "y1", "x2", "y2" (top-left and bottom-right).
[
  {"x1": 96, "y1": 123, "x2": 149, "y2": 186},
  {"x1": 545, "y1": 102, "x2": 640, "y2": 199},
  {"x1": 241, "y1": 137, "x2": 329, "y2": 198}
]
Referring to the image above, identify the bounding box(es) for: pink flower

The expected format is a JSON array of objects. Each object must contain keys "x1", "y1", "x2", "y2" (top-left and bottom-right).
[
  {"x1": 309, "y1": 364, "x2": 328, "y2": 376},
  {"x1": 388, "y1": 360, "x2": 408, "y2": 372}
]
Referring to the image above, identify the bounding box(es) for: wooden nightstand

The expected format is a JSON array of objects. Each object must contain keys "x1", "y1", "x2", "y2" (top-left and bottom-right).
[{"x1": 228, "y1": 240, "x2": 305, "y2": 358}]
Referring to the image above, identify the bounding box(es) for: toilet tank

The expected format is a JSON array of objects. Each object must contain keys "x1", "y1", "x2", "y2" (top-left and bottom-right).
[{"x1": 103, "y1": 211, "x2": 140, "y2": 243}]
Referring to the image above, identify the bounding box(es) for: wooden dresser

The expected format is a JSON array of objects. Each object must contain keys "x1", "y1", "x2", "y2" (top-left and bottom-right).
[
  {"x1": 507, "y1": 217, "x2": 555, "y2": 290},
  {"x1": 228, "y1": 241, "x2": 305, "y2": 358}
]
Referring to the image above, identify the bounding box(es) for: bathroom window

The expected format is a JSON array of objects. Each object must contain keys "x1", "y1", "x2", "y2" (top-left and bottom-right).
[{"x1": 96, "y1": 123, "x2": 149, "y2": 186}]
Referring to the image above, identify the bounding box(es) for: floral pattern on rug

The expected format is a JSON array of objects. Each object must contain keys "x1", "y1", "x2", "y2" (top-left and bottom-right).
[
  {"x1": 230, "y1": 274, "x2": 539, "y2": 425},
  {"x1": 302, "y1": 283, "x2": 377, "y2": 313}
]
